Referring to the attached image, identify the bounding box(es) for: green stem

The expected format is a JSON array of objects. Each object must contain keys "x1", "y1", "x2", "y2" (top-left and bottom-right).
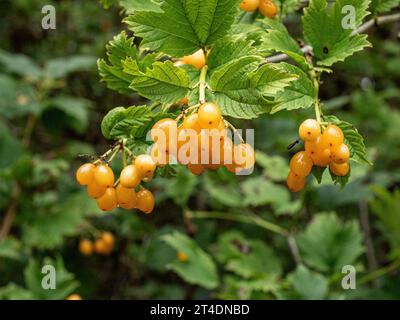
[
  {"x1": 186, "y1": 210, "x2": 286, "y2": 235},
  {"x1": 309, "y1": 68, "x2": 322, "y2": 123},
  {"x1": 358, "y1": 260, "x2": 400, "y2": 286},
  {"x1": 199, "y1": 65, "x2": 208, "y2": 104}
]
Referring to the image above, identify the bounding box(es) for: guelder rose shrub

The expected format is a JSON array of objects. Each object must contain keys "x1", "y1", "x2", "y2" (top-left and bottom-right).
[{"x1": 77, "y1": 0, "x2": 372, "y2": 213}]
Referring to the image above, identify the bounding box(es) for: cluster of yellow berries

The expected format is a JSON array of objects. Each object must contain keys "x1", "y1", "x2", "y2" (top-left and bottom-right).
[
  {"x1": 287, "y1": 119, "x2": 350, "y2": 192},
  {"x1": 79, "y1": 231, "x2": 115, "y2": 256},
  {"x1": 240, "y1": 0, "x2": 278, "y2": 17},
  {"x1": 76, "y1": 154, "x2": 155, "y2": 213},
  {"x1": 150, "y1": 102, "x2": 256, "y2": 175}
]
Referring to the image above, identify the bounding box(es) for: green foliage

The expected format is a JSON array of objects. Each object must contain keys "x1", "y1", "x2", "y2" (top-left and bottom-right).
[
  {"x1": 303, "y1": 0, "x2": 372, "y2": 66},
  {"x1": 297, "y1": 212, "x2": 364, "y2": 273},
  {"x1": 125, "y1": 0, "x2": 242, "y2": 56},
  {"x1": 1, "y1": 0, "x2": 399, "y2": 301},
  {"x1": 162, "y1": 231, "x2": 219, "y2": 289}
]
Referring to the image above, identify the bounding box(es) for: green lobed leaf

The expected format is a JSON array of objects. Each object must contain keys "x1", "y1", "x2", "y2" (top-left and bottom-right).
[
  {"x1": 125, "y1": 0, "x2": 242, "y2": 56},
  {"x1": 271, "y1": 62, "x2": 315, "y2": 113},
  {"x1": 260, "y1": 18, "x2": 310, "y2": 70},
  {"x1": 162, "y1": 231, "x2": 219, "y2": 289},
  {"x1": 210, "y1": 56, "x2": 297, "y2": 119},
  {"x1": 296, "y1": 212, "x2": 364, "y2": 273},
  {"x1": 303, "y1": 0, "x2": 372, "y2": 66},
  {"x1": 98, "y1": 31, "x2": 148, "y2": 94},
  {"x1": 120, "y1": 0, "x2": 164, "y2": 13},
  {"x1": 123, "y1": 59, "x2": 190, "y2": 103},
  {"x1": 323, "y1": 115, "x2": 371, "y2": 165},
  {"x1": 24, "y1": 256, "x2": 79, "y2": 300},
  {"x1": 370, "y1": 0, "x2": 400, "y2": 13},
  {"x1": 289, "y1": 265, "x2": 329, "y2": 299}
]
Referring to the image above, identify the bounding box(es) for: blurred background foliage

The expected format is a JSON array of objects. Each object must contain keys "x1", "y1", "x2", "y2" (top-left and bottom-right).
[{"x1": 0, "y1": 0, "x2": 399, "y2": 300}]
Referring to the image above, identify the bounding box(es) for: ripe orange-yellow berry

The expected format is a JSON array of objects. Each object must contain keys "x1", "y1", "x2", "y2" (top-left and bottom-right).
[
  {"x1": 96, "y1": 187, "x2": 118, "y2": 212},
  {"x1": 177, "y1": 251, "x2": 188, "y2": 262},
  {"x1": 116, "y1": 184, "x2": 137, "y2": 207},
  {"x1": 305, "y1": 136, "x2": 331, "y2": 167},
  {"x1": 187, "y1": 163, "x2": 204, "y2": 175},
  {"x1": 94, "y1": 238, "x2": 109, "y2": 255},
  {"x1": 101, "y1": 231, "x2": 115, "y2": 248},
  {"x1": 286, "y1": 171, "x2": 306, "y2": 192},
  {"x1": 136, "y1": 189, "x2": 155, "y2": 214},
  {"x1": 79, "y1": 239, "x2": 93, "y2": 256},
  {"x1": 289, "y1": 151, "x2": 313, "y2": 177},
  {"x1": 259, "y1": 0, "x2": 278, "y2": 18},
  {"x1": 321, "y1": 124, "x2": 344, "y2": 148},
  {"x1": 120, "y1": 165, "x2": 141, "y2": 188},
  {"x1": 329, "y1": 161, "x2": 350, "y2": 177},
  {"x1": 66, "y1": 294, "x2": 82, "y2": 300},
  {"x1": 330, "y1": 143, "x2": 350, "y2": 164},
  {"x1": 233, "y1": 143, "x2": 256, "y2": 171},
  {"x1": 94, "y1": 164, "x2": 115, "y2": 187},
  {"x1": 198, "y1": 103, "x2": 222, "y2": 129},
  {"x1": 240, "y1": 0, "x2": 260, "y2": 12},
  {"x1": 76, "y1": 163, "x2": 95, "y2": 185},
  {"x1": 182, "y1": 49, "x2": 206, "y2": 70},
  {"x1": 135, "y1": 154, "x2": 156, "y2": 178},
  {"x1": 151, "y1": 118, "x2": 178, "y2": 151},
  {"x1": 87, "y1": 180, "x2": 107, "y2": 199},
  {"x1": 299, "y1": 119, "x2": 321, "y2": 142},
  {"x1": 182, "y1": 113, "x2": 202, "y2": 134}
]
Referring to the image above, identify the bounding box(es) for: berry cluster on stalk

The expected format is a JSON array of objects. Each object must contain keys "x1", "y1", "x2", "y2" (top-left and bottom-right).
[{"x1": 287, "y1": 119, "x2": 350, "y2": 192}]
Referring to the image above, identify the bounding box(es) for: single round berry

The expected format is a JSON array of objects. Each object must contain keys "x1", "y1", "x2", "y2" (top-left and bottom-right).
[
  {"x1": 187, "y1": 163, "x2": 204, "y2": 175},
  {"x1": 233, "y1": 143, "x2": 256, "y2": 170},
  {"x1": 94, "y1": 238, "x2": 109, "y2": 255},
  {"x1": 116, "y1": 184, "x2": 137, "y2": 206},
  {"x1": 286, "y1": 171, "x2": 306, "y2": 192},
  {"x1": 259, "y1": 0, "x2": 278, "y2": 18},
  {"x1": 151, "y1": 118, "x2": 178, "y2": 150},
  {"x1": 135, "y1": 154, "x2": 156, "y2": 177},
  {"x1": 76, "y1": 163, "x2": 95, "y2": 186},
  {"x1": 87, "y1": 180, "x2": 107, "y2": 199},
  {"x1": 198, "y1": 102, "x2": 222, "y2": 129},
  {"x1": 305, "y1": 136, "x2": 331, "y2": 167},
  {"x1": 182, "y1": 49, "x2": 206, "y2": 70},
  {"x1": 182, "y1": 113, "x2": 202, "y2": 134},
  {"x1": 180, "y1": 96, "x2": 189, "y2": 105},
  {"x1": 240, "y1": 0, "x2": 260, "y2": 12},
  {"x1": 136, "y1": 189, "x2": 155, "y2": 214},
  {"x1": 321, "y1": 124, "x2": 344, "y2": 148},
  {"x1": 150, "y1": 144, "x2": 168, "y2": 168},
  {"x1": 289, "y1": 151, "x2": 313, "y2": 177},
  {"x1": 100, "y1": 232, "x2": 115, "y2": 248},
  {"x1": 330, "y1": 143, "x2": 350, "y2": 164},
  {"x1": 120, "y1": 165, "x2": 141, "y2": 188},
  {"x1": 79, "y1": 239, "x2": 93, "y2": 256},
  {"x1": 96, "y1": 187, "x2": 118, "y2": 212},
  {"x1": 177, "y1": 251, "x2": 189, "y2": 262},
  {"x1": 299, "y1": 119, "x2": 321, "y2": 141},
  {"x1": 329, "y1": 161, "x2": 350, "y2": 177},
  {"x1": 66, "y1": 294, "x2": 82, "y2": 301},
  {"x1": 94, "y1": 164, "x2": 115, "y2": 187}
]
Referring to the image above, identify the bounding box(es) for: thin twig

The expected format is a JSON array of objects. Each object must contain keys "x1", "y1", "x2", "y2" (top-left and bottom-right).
[
  {"x1": 358, "y1": 200, "x2": 379, "y2": 287},
  {"x1": 0, "y1": 185, "x2": 21, "y2": 241},
  {"x1": 265, "y1": 13, "x2": 400, "y2": 63}
]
